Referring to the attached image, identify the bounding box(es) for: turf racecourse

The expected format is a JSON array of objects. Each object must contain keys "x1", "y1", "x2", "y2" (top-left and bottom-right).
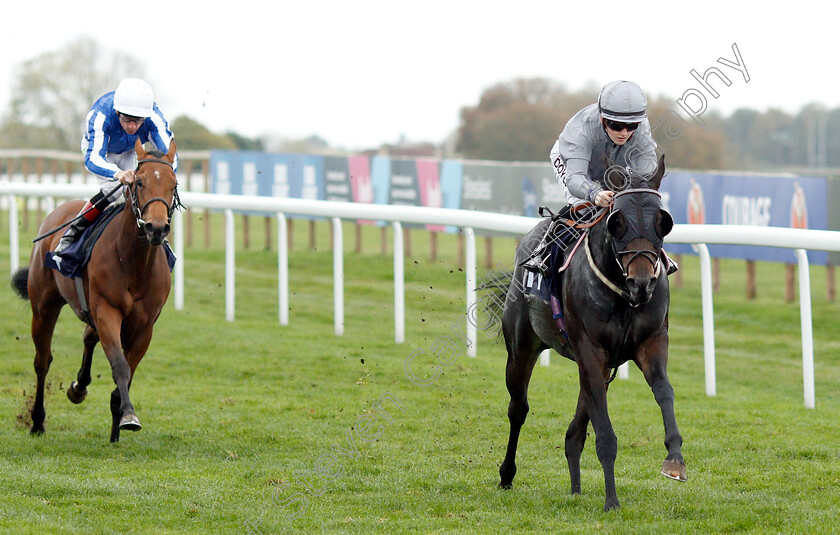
[{"x1": 1, "y1": 212, "x2": 839, "y2": 534}]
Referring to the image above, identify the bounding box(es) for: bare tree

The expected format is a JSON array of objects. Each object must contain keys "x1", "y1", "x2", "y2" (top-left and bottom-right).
[{"x1": 0, "y1": 37, "x2": 145, "y2": 150}]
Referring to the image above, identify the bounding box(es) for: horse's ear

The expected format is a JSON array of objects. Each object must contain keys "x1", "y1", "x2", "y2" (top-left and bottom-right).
[
  {"x1": 656, "y1": 209, "x2": 674, "y2": 238},
  {"x1": 166, "y1": 139, "x2": 177, "y2": 161},
  {"x1": 607, "y1": 210, "x2": 626, "y2": 239},
  {"x1": 135, "y1": 138, "x2": 147, "y2": 160},
  {"x1": 649, "y1": 154, "x2": 666, "y2": 190}
]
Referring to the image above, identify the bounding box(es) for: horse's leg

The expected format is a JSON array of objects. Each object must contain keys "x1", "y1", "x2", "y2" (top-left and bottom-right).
[
  {"x1": 109, "y1": 323, "x2": 155, "y2": 442},
  {"x1": 636, "y1": 336, "x2": 687, "y2": 482},
  {"x1": 93, "y1": 307, "x2": 139, "y2": 442},
  {"x1": 29, "y1": 302, "x2": 62, "y2": 435},
  {"x1": 109, "y1": 387, "x2": 122, "y2": 442},
  {"x1": 121, "y1": 327, "x2": 154, "y2": 428},
  {"x1": 564, "y1": 391, "x2": 590, "y2": 495},
  {"x1": 576, "y1": 352, "x2": 620, "y2": 510},
  {"x1": 108, "y1": 378, "x2": 139, "y2": 442},
  {"x1": 67, "y1": 325, "x2": 99, "y2": 404},
  {"x1": 499, "y1": 302, "x2": 542, "y2": 489}
]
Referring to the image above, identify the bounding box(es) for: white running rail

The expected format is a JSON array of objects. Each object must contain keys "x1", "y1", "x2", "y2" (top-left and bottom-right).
[{"x1": 4, "y1": 182, "x2": 840, "y2": 408}]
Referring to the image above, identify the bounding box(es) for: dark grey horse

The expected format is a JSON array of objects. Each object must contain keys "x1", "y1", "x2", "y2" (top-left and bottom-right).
[{"x1": 486, "y1": 156, "x2": 686, "y2": 510}]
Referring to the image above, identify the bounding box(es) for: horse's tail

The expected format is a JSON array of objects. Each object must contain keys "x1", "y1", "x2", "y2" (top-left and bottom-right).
[
  {"x1": 477, "y1": 269, "x2": 512, "y2": 343},
  {"x1": 11, "y1": 267, "x2": 29, "y2": 300}
]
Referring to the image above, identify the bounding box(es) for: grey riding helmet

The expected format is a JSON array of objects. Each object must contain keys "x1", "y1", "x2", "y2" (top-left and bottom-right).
[{"x1": 598, "y1": 80, "x2": 647, "y2": 122}]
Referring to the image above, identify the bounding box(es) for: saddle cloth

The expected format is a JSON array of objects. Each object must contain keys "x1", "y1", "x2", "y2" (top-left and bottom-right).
[{"x1": 522, "y1": 241, "x2": 567, "y2": 302}]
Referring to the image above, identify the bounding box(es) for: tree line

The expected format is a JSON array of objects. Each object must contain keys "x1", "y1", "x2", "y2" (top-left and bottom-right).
[
  {"x1": 0, "y1": 38, "x2": 265, "y2": 154},
  {"x1": 1, "y1": 40, "x2": 836, "y2": 172},
  {"x1": 456, "y1": 78, "x2": 839, "y2": 172}
]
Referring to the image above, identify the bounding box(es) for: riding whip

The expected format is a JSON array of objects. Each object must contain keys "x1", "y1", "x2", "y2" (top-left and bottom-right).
[{"x1": 32, "y1": 181, "x2": 125, "y2": 243}]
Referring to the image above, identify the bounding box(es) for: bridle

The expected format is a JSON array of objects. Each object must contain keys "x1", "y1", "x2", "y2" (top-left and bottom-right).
[
  {"x1": 129, "y1": 158, "x2": 182, "y2": 228},
  {"x1": 584, "y1": 187, "x2": 664, "y2": 305},
  {"x1": 609, "y1": 188, "x2": 663, "y2": 278}
]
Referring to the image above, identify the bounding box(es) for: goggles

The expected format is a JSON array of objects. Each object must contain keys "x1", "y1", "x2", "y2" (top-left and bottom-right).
[
  {"x1": 118, "y1": 113, "x2": 145, "y2": 125},
  {"x1": 604, "y1": 118, "x2": 640, "y2": 132}
]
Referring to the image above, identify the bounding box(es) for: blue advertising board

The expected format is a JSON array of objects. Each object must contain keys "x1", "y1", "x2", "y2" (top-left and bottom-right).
[
  {"x1": 208, "y1": 150, "x2": 834, "y2": 265},
  {"x1": 660, "y1": 170, "x2": 828, "y2": 264}
]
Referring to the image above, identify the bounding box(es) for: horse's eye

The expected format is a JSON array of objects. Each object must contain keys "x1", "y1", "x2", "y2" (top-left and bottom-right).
[{"x1": 135, "y1": 179, "x2": 144, "y2": 188}]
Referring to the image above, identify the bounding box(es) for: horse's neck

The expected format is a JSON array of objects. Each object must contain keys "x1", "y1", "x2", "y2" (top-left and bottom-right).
[
  {"x1": 587, "y1": 223, "x2": 622, "y2": 280},
  {"x1": 115, "y1": 205, "x2": 158, "y2": 273}
]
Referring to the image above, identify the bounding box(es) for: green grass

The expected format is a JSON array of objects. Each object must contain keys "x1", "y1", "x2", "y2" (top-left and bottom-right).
[{"x1": 1, "y1": 212, "x2": 839, "y2": 534}]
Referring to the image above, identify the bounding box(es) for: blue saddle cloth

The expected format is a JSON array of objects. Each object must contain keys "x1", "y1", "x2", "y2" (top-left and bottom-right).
[{"x1": 45, "y1": 203, "x2": 176, "y2": 279}]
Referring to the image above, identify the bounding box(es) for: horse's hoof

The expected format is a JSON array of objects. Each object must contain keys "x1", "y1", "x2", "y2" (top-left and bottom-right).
[
  {"x1": 119, "y1": 414, "x2": 142, "y2": 432},
  {"x1": 499, "y1": 482, "x2": 512, "y2": 490},
  {"x1": 660, "y1": 459, "x2": 687, "y2": 482},
  {"x1": 30, "y1": 427, "x2": 45, "y2": 436},
  {"x1": 66, "y1": 382, "x2": 87, "y2": 404}
]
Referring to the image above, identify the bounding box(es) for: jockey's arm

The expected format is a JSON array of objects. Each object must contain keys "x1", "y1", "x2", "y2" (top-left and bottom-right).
[
  {"x1": 560, "y1": 160, "x2": 609, "y2": 205},
  {"x1": 551, "y1": 139, "x2": 612, "y2": 206}
]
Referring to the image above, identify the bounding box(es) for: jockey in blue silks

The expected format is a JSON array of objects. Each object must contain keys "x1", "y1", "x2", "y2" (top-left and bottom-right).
[{"x1": 53, "y1": 78, "x2": 177, "y2": 256}]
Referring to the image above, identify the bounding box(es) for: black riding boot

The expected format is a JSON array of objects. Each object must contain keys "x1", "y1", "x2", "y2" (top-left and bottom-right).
[{"x1": 521, "y1": 205, "x2": 575, "y2": 275}]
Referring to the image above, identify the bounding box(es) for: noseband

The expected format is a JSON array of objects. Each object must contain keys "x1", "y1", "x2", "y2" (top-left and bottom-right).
[{"x1": 129, "y1": 158, "x2": 182, "y2": 228}]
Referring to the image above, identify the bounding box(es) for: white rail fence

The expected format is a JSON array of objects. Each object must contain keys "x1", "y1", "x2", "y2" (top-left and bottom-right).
[{"x1": 4, "y1": 181, "x2": 840, "y2": 409}]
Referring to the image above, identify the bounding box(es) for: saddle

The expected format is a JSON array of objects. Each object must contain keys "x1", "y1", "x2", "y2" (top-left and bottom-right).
[{"x1": 520, "y1": 205, "x2": 597, "y2": 278}]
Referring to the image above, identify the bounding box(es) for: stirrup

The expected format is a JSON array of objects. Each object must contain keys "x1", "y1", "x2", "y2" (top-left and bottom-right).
[
  {"x1": 53, "y1": 234, "x2": 76, "y2": 255},
  {"x1": 521, "y1": 254, "x2": 549, "y2": 276},
  {"x1": 520, "y1": 236, "x2": 551, "y2": 275}
]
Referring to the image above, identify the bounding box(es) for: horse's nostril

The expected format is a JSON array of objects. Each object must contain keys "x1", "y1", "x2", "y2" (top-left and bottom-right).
[
  {"x1": 163, "y1": 224, "x2": 171, "y2": 236},
  {"x1": 144, "y1": 222, "x2": 154, "y2": 234},
  {"x1": 627, "y1": 277, "x2": 656, "y2": 299}
]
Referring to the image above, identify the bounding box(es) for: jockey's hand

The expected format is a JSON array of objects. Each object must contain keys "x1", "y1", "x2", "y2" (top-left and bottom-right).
[
  {"x1": 594, "y1": 190, "x2": 615, "y2": 207},
  {"x1": 115, "y1": 170, "x2": 135, "y2": 185}
]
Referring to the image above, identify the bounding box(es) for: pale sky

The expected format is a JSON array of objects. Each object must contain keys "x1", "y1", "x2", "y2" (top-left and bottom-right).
[{"x1": 2, "y1": 1, "x2": 836, "y2": 151}]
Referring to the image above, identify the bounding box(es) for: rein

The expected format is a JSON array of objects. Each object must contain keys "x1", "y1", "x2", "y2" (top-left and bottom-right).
[{"x1": 548, "y1": 202, "x2": 609, "y2": 229}]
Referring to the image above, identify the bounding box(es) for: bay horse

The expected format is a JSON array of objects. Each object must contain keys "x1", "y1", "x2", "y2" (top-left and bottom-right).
[
  {"x1": 486, "y1": 156, "x2": 686, "y2": 510},
  {"x1": 11, "y1": 139, "x2": 179, "y2": 442}
]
